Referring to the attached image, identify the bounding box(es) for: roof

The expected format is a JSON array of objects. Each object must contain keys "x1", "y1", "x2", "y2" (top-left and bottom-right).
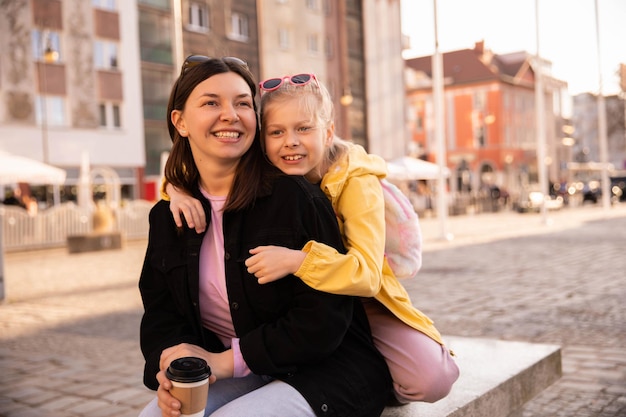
[{"x1": 405, "y1": 43, "x2": 536, "y2": 88}]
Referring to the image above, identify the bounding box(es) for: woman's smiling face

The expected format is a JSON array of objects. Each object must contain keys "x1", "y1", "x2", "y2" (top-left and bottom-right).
[{"x1": 172, "y1": 71, "x2": 257, "y2": 166}]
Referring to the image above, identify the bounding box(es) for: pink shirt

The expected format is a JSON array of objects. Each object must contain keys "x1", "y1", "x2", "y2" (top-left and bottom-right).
[{"x1": 199, "y1": 189, "x2": 250, "y2": 377}]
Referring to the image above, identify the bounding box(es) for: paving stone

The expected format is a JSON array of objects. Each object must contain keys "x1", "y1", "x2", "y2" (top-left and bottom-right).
[
  {"x1": 1, "y1": 205, "x2": 625, "y2": 417},
  {"x1": 36, "y1": 395, "x2": 83, "y2": 412},
  {"x1": 65, "y1": 399, "x2": 113, "y2": 415}
]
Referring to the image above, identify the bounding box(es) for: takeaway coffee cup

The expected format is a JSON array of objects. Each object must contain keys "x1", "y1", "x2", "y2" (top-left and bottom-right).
[{"x1": 166, "y1": 357, "x2": 211, "y2": 417}]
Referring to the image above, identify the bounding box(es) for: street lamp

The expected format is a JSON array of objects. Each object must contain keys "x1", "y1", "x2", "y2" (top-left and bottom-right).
[
  {"x1": 594, "y1": 0, "x2": 611, "y2": 212},
  {"x1": 340, "y1": 88, "x2": 353, "y2": 107},
  {"x1": 534, "y1": 0, "x2": 549, "y2": 225},
  {"x1": 39, "y1": 32, "x2": 61, "y2": 207},
  {"x1": 40, "y1": 34, "x2": 59, "y2": 164}
]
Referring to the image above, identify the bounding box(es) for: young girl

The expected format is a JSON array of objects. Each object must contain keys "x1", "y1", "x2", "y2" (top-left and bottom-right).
[{"x1": 166, "y1": 73, "x2": 459, "y2": 404}]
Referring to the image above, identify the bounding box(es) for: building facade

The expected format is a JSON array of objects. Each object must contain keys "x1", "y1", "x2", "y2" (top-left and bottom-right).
[
  {"x1": 140, "y1": 0, "x2": 406, "y2": 197},
  {"x1": 0, "y1": 0, "x2": 145, "y2": 202},
  {"x1": 572, "y1": 93, "x2": 625, "y2": 170},
  {"x1": 138, "y1": 0, "x2": 260, "y2": 199},
  {"x1": 405, "y1": 41, "x2": 568, "y2": 201},
  {"x1": 0, "y1": 0, "x2": 409, "y2": 203}
]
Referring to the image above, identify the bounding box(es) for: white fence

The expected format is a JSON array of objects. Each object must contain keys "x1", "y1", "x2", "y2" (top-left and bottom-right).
[{"x1": 1, "y1": 200, "x2": 154, "y2": 252}]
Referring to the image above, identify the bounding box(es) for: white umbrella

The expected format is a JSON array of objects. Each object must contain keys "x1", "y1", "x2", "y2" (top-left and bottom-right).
[
  {"x1": 0, "y1": 151, "x2": 66, "y2": 185},
  {"x1": 386, "y1": 156, "x2": 450, "y2": 181}
]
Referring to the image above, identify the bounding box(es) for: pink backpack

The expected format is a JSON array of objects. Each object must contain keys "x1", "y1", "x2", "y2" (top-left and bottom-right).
[{"x1": 380, "y1": 179, "x2": 422, "y2": 279}]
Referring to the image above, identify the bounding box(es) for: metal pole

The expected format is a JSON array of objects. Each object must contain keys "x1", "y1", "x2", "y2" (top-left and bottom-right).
[
  {"x1": 535, "y1": 0, "x2": 549, "y2": 225},
  {"x1": 172, "y1": 0, "x2": 185, "y2": 71},
  {"x1": 41, "y1": 32, "x2": 61, "y2": 206},
  {"x1": 0, "y1": 210, "x2": 4, "y2": 301},
  {"x1": 433, "y1": 0, "x2": 451, "y2": 240},
  {"x1": 41, "y1": 47, "x2": 50, "y2": 164},
  {"x1": 595, "y1": 0, "x2": 611, "y2": 212}
]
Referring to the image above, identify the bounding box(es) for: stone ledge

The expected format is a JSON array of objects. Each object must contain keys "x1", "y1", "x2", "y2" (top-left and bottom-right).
[
  {"x1": 67, "y1": 232, "x2": 124, "y2": 254},
  {"x1": 382, "y1": 336, "x2": 562, "y2": 417}
]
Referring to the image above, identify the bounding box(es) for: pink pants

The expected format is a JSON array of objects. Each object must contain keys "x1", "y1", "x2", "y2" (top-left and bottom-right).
[{"x1": 363, "y1": 299, "x2": 460, "y2": 403}]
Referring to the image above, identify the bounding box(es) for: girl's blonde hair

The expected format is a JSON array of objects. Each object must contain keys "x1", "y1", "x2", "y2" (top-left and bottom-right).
[{"x1": 259, "y1": 75, "x2": 349, "y2": 167}]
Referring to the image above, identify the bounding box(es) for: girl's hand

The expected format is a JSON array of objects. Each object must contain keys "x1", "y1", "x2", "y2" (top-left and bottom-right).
[
  {"x1": 166, "y1": 183, "x2": 206, "y2": 233},
  {"x1": 245, "y1": 246, "x2": 306, "y2": 284}
]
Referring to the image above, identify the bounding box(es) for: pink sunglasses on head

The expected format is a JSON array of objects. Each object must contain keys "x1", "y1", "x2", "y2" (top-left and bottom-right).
[{"x1": 259, "y1": 73, "x2": 319, "y2": 93}]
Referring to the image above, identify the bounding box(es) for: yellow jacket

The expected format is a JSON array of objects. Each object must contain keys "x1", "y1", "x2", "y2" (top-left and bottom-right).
[{"x1": 296, "y1": 143, "x2": 444, "y2": 345}]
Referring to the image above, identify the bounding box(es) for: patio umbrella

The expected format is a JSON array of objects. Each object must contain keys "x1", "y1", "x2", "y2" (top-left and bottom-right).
[
  {"x1": 386, "y1": 156, "x2": 450, "y2": 181},
  {"x1": 0, "y1": 151, "x2": 66, "y2": 185}
]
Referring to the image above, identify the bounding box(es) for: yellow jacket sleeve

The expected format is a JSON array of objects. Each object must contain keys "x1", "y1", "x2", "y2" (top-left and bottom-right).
[
  {"x1": 295, "y1": 173, "x2": 386, "y2": 297},
  {"x1": 160, "y1": 177, "x2": 170, "y2": 201}
]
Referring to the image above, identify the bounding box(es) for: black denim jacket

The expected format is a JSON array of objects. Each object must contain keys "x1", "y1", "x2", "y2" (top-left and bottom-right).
[{"x1": 139, "y1": 175, "x2": 391, "y2": 416}]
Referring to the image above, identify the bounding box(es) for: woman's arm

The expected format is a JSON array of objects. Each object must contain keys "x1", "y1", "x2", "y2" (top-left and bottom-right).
[{"x1": 139, "y1": 201, "x2": 207, "y2": 390}]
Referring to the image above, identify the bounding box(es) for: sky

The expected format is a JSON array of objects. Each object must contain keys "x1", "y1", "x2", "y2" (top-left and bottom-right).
[{"x1": 400, "y1": 0, "x2": 626, "y2": 96}]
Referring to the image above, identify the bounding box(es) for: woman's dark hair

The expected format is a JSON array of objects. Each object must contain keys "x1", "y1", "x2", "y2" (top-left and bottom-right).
[{"x1": 164, "y1": 58, "x2": 272, "y2": 211}]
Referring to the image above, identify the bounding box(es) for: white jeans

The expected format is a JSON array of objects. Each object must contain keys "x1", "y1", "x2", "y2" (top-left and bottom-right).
[{"x1": 139, "y1": 374, "x2": 316, "y2": 417}]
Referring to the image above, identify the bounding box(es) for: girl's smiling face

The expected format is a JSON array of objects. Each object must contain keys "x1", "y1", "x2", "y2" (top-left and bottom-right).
[
  {"x1": 262, "y1": 96, "x2": 333, "y2": 183},
  {"x1": 172, "y1": 71, "x2": 257, "y2": 166}
]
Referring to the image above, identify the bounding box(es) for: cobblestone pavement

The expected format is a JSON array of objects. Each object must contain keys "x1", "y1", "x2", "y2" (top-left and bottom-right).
[{"x1": 0, "y1": 204, "x2": 625, "y2": 417}]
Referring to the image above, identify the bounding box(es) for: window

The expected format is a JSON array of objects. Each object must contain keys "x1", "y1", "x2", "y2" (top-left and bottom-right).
[
  {"x1": 323, "y1": 0, "x2": 332, "y2": 14},
  {"x1": 306, "y1": 0, "x2": 319, "y2": 10},
  {"x1": 415, "y1": 113, "x2": 424, "y2": 132},
  {"x1": 99, "y1": 102, "x2": 122, "y2": 129},
  {"x1": 278, "y1": 28, "x2": 289, "y2": 49},
  {"x1": 94, "y1": 40, "x2": 119, "y2": 69},
  {"x1": 139, "y1": 12, "x2": 173, "y2": 64},
  {"x1": 473, "y1": 92, "x2": 487, "y2": 148},
  {"x1": 32, "y1": 30, "x2": 61, "y2": 61},
  {"x1": 36, "y1": 96, "x2": 66, "y2": 127},
  {"x1": 476, "y1": 124, "x2": 486, "y2": 147},
  {"x1": 230, "y1": 13, "x2": 249, "y2": 40},
  {"x1": 142, "y1": 68, "x2": 172, "y2": 120},
  {"x1": 138, "y1": 0, "x2": 169, "y2": 9},
  {"x1": 92, "y1": 0, "x2": 116, "y2": 10},
  {"x1": 112, "y1": 105, "x2": 121, "y2": 127},
  {"x1": 324, "y1": 36, "x2": 333, "y2": 58},
  {"x1": 188, "y1": 2, "x2": 209, "y2": 32},
  {"x1": 307, "y1": 34, "x2": 319, "y2": 54},
  {"x1": 473, "y1": 91, "x2": 486, "y2": 110},
  {"x1": 99, "y1": 104, "x2": 107, "y2": 126}
]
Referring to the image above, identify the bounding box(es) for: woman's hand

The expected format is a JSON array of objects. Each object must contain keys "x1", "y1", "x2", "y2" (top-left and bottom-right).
[
  {"x1": 156, "y1": 343, "x2": 228, "y2": 416},
  {"x1": 245, "y1": 246, "x2": 306, "y2": 284},
  {"x1": 166, "y1": 183, "x2": 206, "y2": 233},
  {"x1": 160, "y1": 343, "x2": 233, "y2": 380},
  {"x1": 155, "y1": 369, "x2": 182, "y2": 417}
]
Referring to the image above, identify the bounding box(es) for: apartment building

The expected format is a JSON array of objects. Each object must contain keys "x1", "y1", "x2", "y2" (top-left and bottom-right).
[
  {"x1": 136, "y1": 0, "x2": 407, "y2": 197},
  {"x1": 1, "y1": 0, "x2": 407, "y2": 202},
  {"x1": 138, "y1": 0, "x2": 260, "y2": 199},
  {"x1": 0, "y1": 0, "x2": 145, "y2": 202}
]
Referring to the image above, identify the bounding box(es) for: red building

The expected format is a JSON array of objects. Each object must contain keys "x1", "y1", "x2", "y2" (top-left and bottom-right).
[{"x1": 405, "y1": 41, "x2": 567, "y2": 202}]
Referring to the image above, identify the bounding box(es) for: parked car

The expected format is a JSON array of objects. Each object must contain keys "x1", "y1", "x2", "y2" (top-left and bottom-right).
[
  {"x1": 611, "y1": 176, "x2": 626, "y2": 202},
  {"x1": 515, "y1": 190, "x2": 563, "y2": 213},
  {"x1": 582, "y1": 180, "x2": 601, "y2": 203}
]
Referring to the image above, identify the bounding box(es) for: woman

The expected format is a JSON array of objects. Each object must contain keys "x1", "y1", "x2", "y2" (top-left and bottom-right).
[
  {"x1": 166, "y1": 73, "x2": 459, "y2": 404},
  {"x1": 139, "y1": 56, "x2": 391, "y2": 417}
]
